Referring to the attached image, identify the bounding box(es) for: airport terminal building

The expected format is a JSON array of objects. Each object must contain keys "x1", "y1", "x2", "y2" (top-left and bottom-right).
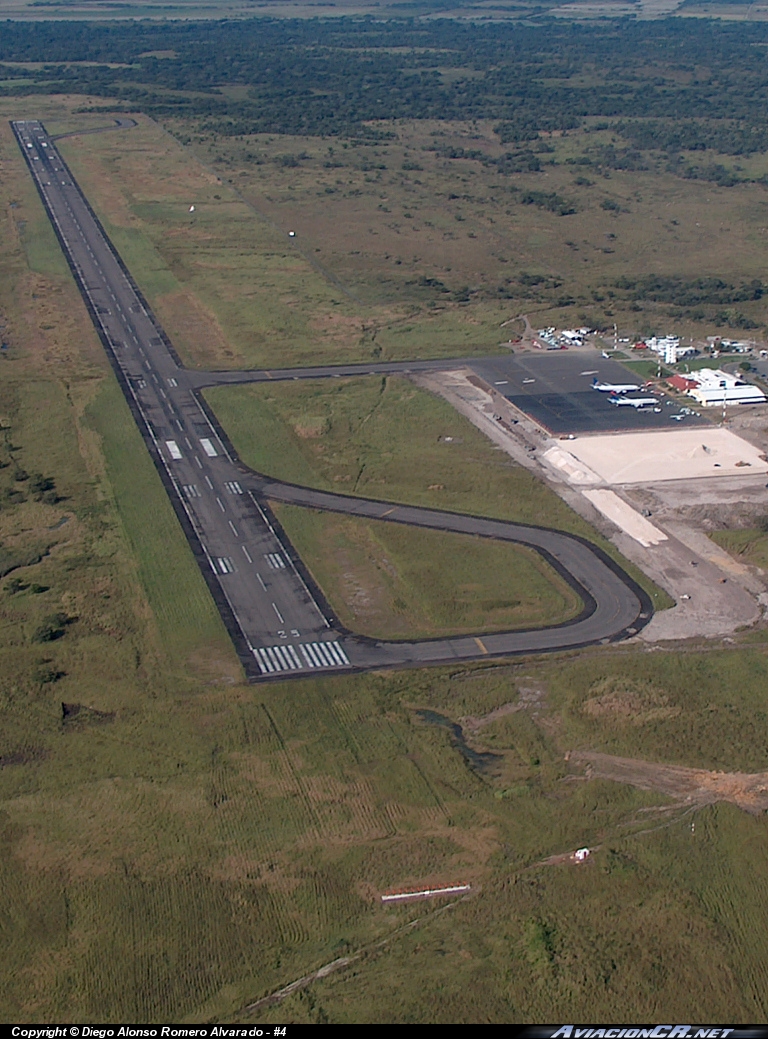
[{"x1": 667, "y1": 368, "x2": 767, "y2": 407}]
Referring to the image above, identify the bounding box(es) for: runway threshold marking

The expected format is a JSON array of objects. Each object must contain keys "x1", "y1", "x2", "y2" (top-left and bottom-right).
[
  {"x1": 13, "y1": 124, "x2": 648, "y2": 673},
  {"x1": 253, "y1": 640, "x2": 350, "y2": 674}
]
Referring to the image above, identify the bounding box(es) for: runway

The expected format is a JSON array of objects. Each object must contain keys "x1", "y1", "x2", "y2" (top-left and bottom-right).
[
  {"x1": 188, "y1": 357, "x2": 484, "y2": 389},
  {"x1": 13, "y1": 119, "x2": 653, "y2": 681}
]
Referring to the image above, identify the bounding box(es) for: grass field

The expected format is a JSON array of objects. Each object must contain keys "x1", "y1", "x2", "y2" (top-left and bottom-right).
[
  {"x1": 85, "y1": 377, "x2": 235, "y2": 677},
  {"x1": 46, "y1": 112, "x2": 768, "y2": 378},
  {"x1": 0, "y1": 0, "x2": 564, "y2": 23},
  {"x1": 176, "y1": 117, "x2": 768, "y2": 349},
  {"x1": 272, "y1": 504, "x2": 582, "y2": 639},
  {"x1": 56, "y1": 116, "x2": 512, "y2": 370},
  {"x1": 710, "y1": 528, "x2": 768, "y2": 572},
  {"x1": 2, "y1": 95, "x2": 768, "y2": 1024},
  {"x1": 205, "y1": 376, "x2": 673, "y2": 610}
]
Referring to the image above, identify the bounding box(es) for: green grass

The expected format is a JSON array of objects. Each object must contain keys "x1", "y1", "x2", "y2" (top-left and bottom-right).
[
  {"x1": 539, "y1": 647, "x2": 768, "y2": 772},
  {"x1": 1, "y1": 112, "x2": 67, "y2": 280},
  {"x1": 85, "y1": 376, "x2": 235, "y2": 674},
  {"x1": 710, "y1": 528, "x2": 768, "y2": 572},
  {"x1": 3, "y1": 98, "x2": 768, "y2": 1025},
  {"x1": 206, "y1": 376, "x2": 606, "y2": 524},
  {"x1": 252, "y1": 799, "x2": 766, "y2": 1025},
  {"x1": 180, "y1": 120, "x2": 768, "y2": 350},
  {"x1": 5, "y1": 652, "x2": 768, "y2": 1023},
  {"x1": 57, "y1": 122, "x2": 509, "y2": 371},
  {"x1": 54, "y1": 115, "x2": 768, "y2": 376},
  {"x1": 105, "y1": 223, "x2": 181, "y2": 299},
  {"x1": 0, "y1": 354, "x2": 765, "y2": 1023},
  {"x1": 673, "y1": 353, "x2": 745, "y2": 371},
  {"x1": 206, "y1": 376, "x2": 673, "y2": 610},
  {"x1": 273, "y1": 503, "x2": 582, "y2": 639},
  {"x1": 17, "y1": 207, "x2": 70, "y2": 279},
  {"x1": 619, "y1": 358, "x2": 673, "y2": 379}
]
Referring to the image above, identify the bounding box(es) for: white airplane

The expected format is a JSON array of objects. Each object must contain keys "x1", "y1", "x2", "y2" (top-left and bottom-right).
[
  {"x1": 608, "y1": 394, "x2": 659, "y2": 409},
  {"x1": 592, "y1": 377, "x2": 641, "y2": 393}
]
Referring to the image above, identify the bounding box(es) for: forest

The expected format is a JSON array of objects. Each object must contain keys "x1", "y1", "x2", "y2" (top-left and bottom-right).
[{"x1": 2, "y1": 16, "x2": 768, "y2": 154}]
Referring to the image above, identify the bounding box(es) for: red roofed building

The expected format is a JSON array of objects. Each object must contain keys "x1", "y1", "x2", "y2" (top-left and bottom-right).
[{"x1": 667, "y1": 374, "x2": 697, "y2": 392}]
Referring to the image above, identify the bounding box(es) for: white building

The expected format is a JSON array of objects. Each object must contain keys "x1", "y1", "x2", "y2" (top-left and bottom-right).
[
  {"x1": 642, "y1": 335, "x2": 696, "y2": 362},
  {"x1": 686, "y1": 368, "x2": 766, "y2": 407},
  {"x1": 560, "y1": 329, "x2": 583, "y2": 345},
  {"x1": 645, "y1": 335, "x2": 679, "y2": 355}
]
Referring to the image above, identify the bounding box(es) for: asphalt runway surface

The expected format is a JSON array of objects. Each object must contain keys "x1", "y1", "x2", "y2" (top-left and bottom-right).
[
  {"x1": 50, "y1": 117, "x2": 138, "y2": 141},
  {"x1": 14, "y1": 119, "x2": 653, "y2": 681},
  {"x1": 471, "y1": 352, "x2": 705, "y2": 435},
  {"x1": 189, "y1": 357, "x2": 484, "y2": 389}
]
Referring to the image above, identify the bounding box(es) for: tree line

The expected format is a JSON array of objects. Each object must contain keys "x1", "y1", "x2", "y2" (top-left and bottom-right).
[{"x1": 1, "y1": 17, "x2": 768, "y2": 145}]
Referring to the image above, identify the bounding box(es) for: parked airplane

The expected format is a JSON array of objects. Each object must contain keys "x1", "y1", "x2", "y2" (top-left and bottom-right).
[
  {"x1": 592, "y1": 377, "x2": 641, "y2": 393},
  {"x1": 608, "y1": 394, "x2": 659, "y2": 409}
]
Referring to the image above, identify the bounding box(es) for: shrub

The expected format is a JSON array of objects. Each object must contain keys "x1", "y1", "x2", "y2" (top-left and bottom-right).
[{"x1": 31, "y1": 612, "x2": 71, "y2": 644}]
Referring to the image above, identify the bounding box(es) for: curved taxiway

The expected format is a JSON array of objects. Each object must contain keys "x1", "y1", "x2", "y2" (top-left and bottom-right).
[{"x1": 13, "y1": 118, "x2": 653, "y2": 681}]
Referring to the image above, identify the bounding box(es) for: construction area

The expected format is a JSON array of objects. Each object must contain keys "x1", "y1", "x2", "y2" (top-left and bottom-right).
[
  {"x1": 543, "y1": 427, "x2": 768, "y2": 486},
  {"x1": 417, "y1": 345, "x2": 768, "y2": 646}
]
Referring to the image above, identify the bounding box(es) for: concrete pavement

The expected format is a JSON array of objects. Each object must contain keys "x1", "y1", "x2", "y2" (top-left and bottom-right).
[{"x1": 14, "y1": 119, "x2": 653, "y2": 681}]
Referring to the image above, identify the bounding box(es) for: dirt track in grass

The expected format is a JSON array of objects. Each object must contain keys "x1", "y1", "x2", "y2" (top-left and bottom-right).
[{"x1": 569, "y1": 750, "x2": 768, "y2": 815}]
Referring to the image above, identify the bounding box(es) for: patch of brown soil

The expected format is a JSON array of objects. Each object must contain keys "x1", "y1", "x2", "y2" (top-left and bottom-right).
[
  {"x1": 581, "y1": 676, "x2": 681, "y2": 726},
  {"x1": 537, "y1": 846, "x2": 601, "y2": 867},
  {"x1": 187, "y1": 644, "x2": 242, "y2": 685},
  {"x1": 292, "y1": 416, "x2": 328, "y2": 438},
  {"x1": 18, "y1": 270, "x2": 105, "y2": 375},
  {"x1": 569, "y1": 751, "x2": 768, "y2": 815},
  {"x1": 234, "y1": 752, "x2": 301, "y2": 799},
  {"x1": 460, "y1": 683, "x2": 547, "y2": 733},
  {"x1": 309, "y1": 311, "x2": 366, "y2": 344},
  {"x1": 14, "y1": 830, "x2": 116, "y2": 880}
]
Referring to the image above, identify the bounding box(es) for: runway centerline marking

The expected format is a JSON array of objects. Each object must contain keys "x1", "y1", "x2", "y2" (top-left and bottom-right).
[{"x1": 12, "y1": 119, "x2": 650, "y2": 682}]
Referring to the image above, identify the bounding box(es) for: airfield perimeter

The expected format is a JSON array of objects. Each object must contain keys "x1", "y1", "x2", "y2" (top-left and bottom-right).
[{"x1": 13, "y1": 118, "x2": 655, "y2": 680}]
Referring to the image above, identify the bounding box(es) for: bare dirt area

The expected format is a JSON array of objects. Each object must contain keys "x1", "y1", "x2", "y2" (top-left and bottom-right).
[
  {"x1": 459, "y1": 684, "x2": 546, "y2": 732},
  {"x1": 554, "y1": 428, "x2": 768, "y2": 486},
  {"x1": 568, "y1": 751, "x2": 768, "y2": 816}
]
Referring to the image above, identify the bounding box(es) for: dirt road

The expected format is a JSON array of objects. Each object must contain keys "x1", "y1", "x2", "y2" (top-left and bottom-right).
[{"x1": 570, "y1": 751, "x2": 768, "y2": 815}]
